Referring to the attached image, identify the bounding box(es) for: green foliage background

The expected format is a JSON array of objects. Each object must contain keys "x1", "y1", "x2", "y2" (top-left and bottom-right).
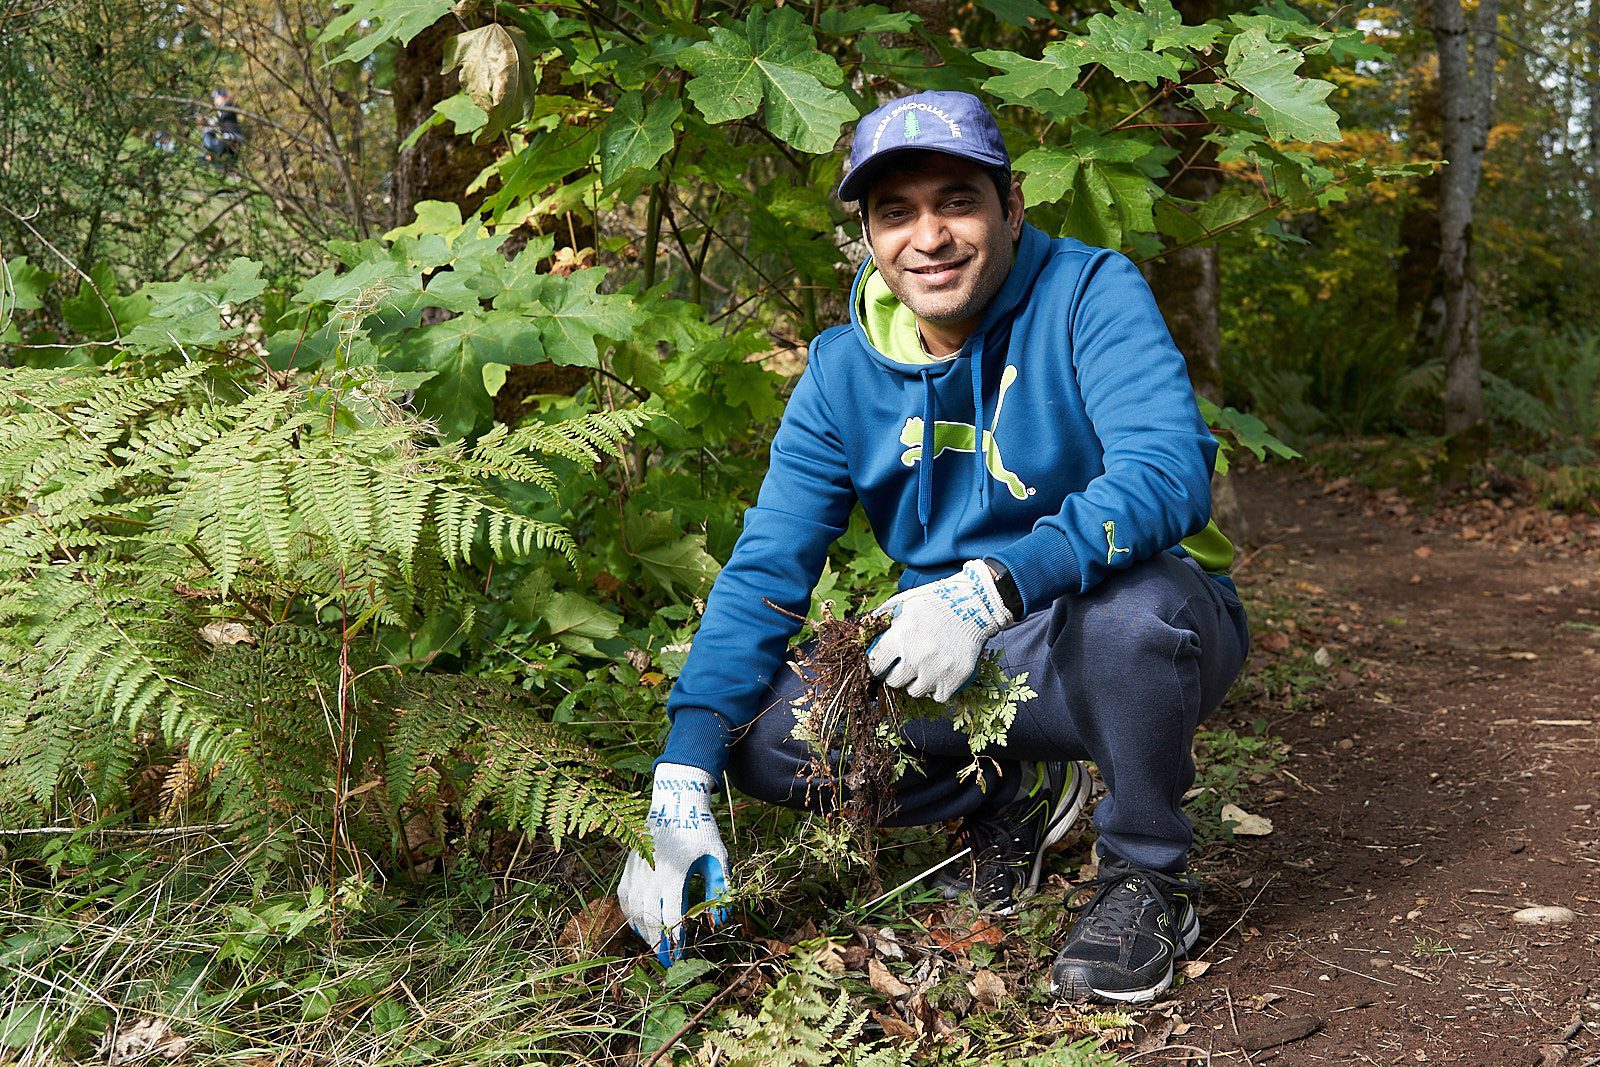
[{"x1": 2, "y1": 0, "x2": 1599, "y2": 1060}]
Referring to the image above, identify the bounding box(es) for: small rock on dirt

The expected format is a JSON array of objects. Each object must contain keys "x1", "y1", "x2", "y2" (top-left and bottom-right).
[{"x1": 1513, "y1": 906, "x2": 1576, "y2": 926}]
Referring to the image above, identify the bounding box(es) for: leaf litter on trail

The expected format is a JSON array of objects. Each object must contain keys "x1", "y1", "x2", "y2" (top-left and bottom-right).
[{"x1": 99, "y1": 1017, "x2": 189, "y2": 1064}]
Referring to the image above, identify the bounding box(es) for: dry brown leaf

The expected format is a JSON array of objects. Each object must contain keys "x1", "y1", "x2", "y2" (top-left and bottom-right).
[
  {"x1": 968, "y1": 968, "x2": 1005, "y2": 1010},
  {"x1": 872, "y1": 925, "x2": 907, "y2": 960},
  {"x1": 928, "y1": 921, "x2": 998, "y2": 959},
  {"x1": 1178, "y1": 959, "x2": 1212, "y2": 979},
  {"x1": 873, "y1": 1011, "x2": 919, "y2": 1040},
  {"x1": 100, "y1": 1017, "x2": 190, "y2": 1065},
  {"x1": 817, "y1": 939, "x2": 847, "y2": 976},
  {"x1": 1257, "y1": 631, "x2": 1291, "y2": 654},
  {"x1": 908, "y1": 992, "x2": 953, "y2": 1036},
  {"x1": 1221, "y1": 803, "x2": 1273, "y2": 836},
  {"x1": 557, "y1": 896, "x2": 630, "y2": 961},
  {"x1": 868, "y1": 957, "x2": 911, "y2": 999},
  {"x1": 198, "y1": 620, "x2": 254, "y2": 648}
]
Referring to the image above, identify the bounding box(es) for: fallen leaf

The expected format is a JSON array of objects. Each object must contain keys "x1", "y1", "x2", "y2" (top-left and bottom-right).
[
  {"x1": 1258, "y1": 631, "x2": 1291, "y2": 653},
  {"x1": 968, "y1": 968, "x2": 1005, "y2": 1009},
  {"x1": 1178, "y1": 959, "x2": 1212, "y2": 979},
  {"x1": 925, "y1": 915, "x2": 1005, "y2": 954},
  {"x1": 557, "y1": 896, "x2": 630, "y2": 961},
  {"x1": 907, "y1": 992, "x2": 953, "y2": 1036},
  {"x1": 1412, "y1": 546, "x2": 1432, "y2": 558},
  {"x1": 873, "y1": 1011, "x2": 919, "y2": 1040},
  {"x1": 100, "y1": 1017, "x2": 190, "y2": 1065},
  {"x1": 869, "y1": 957, "x2": 911, "y2": 999},
  {"x1": 872, "y1": 925, "x2": 906, "y2": 960},
  {"x1": 198, "y1": 620, "x2": 254, "y2": 648},
  {"x1": 1313, "y1": 646, "x2": 1332, "y2": 668},
  {"x1": 1220, "y1": 803, "x2": 1273, "y2": 836},
  {"x1": 816, "y1": 939, "x2": 847, "y2": 975}
]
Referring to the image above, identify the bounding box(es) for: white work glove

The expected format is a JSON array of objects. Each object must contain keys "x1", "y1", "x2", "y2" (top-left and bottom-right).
[
  {"x1": 618, "y1": 763, "x2": 730, "y2": 967},
  {"x1": 867, "y1": 560, "x2": 1014, "y2": 702}
]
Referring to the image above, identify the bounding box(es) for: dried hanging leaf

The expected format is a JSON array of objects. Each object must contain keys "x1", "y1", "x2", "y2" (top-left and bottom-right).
[{"x1": 441, "y1": 24, "x2": 537, "y2": 141}]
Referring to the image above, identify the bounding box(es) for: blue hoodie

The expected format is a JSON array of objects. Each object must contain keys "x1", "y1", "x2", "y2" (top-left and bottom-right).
[{"x1": 660, "y1": 223, "x2": 1232, "y2": 779}]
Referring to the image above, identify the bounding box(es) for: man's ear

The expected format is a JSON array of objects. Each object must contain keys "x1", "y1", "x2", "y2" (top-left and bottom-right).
[{"x1": 1006, "y1": 181, "x2": 1025, "y2": 241}]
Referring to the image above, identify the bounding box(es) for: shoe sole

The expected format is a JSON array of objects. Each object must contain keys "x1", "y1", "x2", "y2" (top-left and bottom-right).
[
  {"x1": 930, "y1": 761, "x2": 1091, "y2": 910},
  {"x1": 1050, "y1": 903, "x2": 1201, "y2": 1003}
]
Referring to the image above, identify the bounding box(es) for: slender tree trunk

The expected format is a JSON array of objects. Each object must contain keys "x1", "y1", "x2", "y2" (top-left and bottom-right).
[
  {"x1": 1397, "y1": 35, "x2": 1443, "y2": 347},
  {"x1": 1589, "y1": 0, "x2": 1600, "y2": 227},
  {"x1": 1433, "y1": 0, "x2": 1500, "y2": 434}
]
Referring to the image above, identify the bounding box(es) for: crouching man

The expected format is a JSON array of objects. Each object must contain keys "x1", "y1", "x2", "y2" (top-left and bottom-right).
[{"x1": 619, "y1": 91, "x2": 1249, "y2": 1004}]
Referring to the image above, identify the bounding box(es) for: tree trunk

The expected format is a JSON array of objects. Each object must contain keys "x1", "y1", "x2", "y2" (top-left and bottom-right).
[
  {"x1": 1397, "y1": 40, "x2": 1443, "y2": 348},
  {"x1": 390, "y1": 18, "x2": 590, "y2": 420},
  {"x1": 1145, "y1": 0, "x2": 1248, "y2": 539},
  {"x1": 391, "y1": 18, "x2": 500, "y2": 228},
  {"x1": 1433, "y1": 0, "x2": 1500, "y2": 435},
  {"x1": 1589, "y1": 0, "x2": 1600, "y2": 227}
]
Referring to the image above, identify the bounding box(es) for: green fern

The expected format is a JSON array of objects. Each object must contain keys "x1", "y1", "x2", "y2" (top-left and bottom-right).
[{"x1": 0, "y1": 357, "x2": 652, "y2": 860}]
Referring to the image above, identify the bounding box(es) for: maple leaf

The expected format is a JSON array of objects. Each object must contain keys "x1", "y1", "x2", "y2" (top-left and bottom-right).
[
  {"x1": 677, "y1": 6, "x2": 857, "y2": 155},
  {"x1": 1016, "y1": 134, "x2": 1160, "y2": 247},
  {"x1": 321, "y1": 0, "x2": 452, "y2": 64},
  {"x1": 1224, "y1": 28, "x2": 1340, "y2": 143},
  {"x1": 976, "y1": 48, "x2": 1090, "y2": 120},
  {"x1": 598, "y1": 92, "x2": 682, "y2": 188}
]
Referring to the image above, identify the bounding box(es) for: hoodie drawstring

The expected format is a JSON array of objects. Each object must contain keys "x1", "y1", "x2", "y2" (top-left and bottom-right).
[
  {"x1": 970, "y1": 333, "x2": 988, "y2": 512},
  {"x1": 917, "y1": 369, "x2": 935, "y2": 543}
]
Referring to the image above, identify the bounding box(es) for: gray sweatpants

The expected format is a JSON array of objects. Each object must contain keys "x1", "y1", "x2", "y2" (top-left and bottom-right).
[{"x1": 725, "y1": 553, "x2": 1251, "y2": 872}]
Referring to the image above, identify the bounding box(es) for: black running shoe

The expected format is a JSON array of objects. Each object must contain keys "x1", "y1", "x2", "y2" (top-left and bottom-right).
[
  {"x1": 931, "y1": 760, "x2": 1089, "y2": 913},
  {"x1": 1049, "y1": 858, "x2": 1200, "y2": 1003}
]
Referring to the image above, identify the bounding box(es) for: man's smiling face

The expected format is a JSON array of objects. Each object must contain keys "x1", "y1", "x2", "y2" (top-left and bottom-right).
[{"x1": 863, "y1": 152, "x2": 1024, "y2": 350}]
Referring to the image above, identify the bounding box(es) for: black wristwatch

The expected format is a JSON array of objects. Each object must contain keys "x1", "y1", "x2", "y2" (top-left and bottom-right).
[{"x1": 982, "y1": 557, "x2": 1024, "y2": 619}]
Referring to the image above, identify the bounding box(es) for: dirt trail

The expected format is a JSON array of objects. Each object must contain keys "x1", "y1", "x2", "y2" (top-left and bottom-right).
[{"x1": 1166, "y1": 469, "x2": 1600, "y2": 1065}]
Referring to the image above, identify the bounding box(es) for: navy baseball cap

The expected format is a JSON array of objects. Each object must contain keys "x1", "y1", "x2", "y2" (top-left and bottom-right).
[{"x1": 837, "y1": 91, "x2": 1011, "y2": 204}]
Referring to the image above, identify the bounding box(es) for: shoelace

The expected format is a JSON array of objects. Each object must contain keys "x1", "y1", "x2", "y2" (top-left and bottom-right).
[
  {"x1": 956, "y1": 794, "x2": 1043, "y2": 879},
  {"x1": 1065, "y1": 866, "x2": 1192, "y2": 934}
]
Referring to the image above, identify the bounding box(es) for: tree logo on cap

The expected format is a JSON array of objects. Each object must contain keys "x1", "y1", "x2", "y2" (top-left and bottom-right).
[{"x1": 903, "y1": 112, "x2": 921, "y2": 141}]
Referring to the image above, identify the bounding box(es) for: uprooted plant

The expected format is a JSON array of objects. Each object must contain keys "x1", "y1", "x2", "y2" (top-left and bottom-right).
[{"x1": 782, "y1": 603, "x2": 1036, "y2": 832}]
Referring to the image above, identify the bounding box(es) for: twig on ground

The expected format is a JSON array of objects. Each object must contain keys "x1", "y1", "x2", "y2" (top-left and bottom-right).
[
  {"x1": 1196, "y1": 873, "x2": 1276, "y2": 961},
  {"x1": 641, "y1": 952, "x2": 776, "y2": 1067},
  {"x1": 1301, "y1": 951, "x2": 1398, "y2": 987},
  {"x1": 1225, "y1": 985, "x2": 1255, "y2": 1066}
]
